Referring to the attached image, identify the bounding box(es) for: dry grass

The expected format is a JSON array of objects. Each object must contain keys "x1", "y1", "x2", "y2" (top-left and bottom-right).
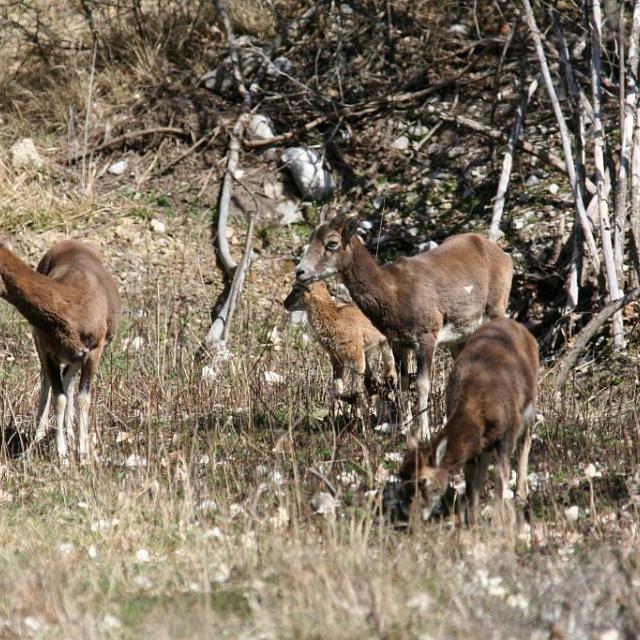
[
  {"x1": 1, "y1": 2, "x2": 639, "y2": 637},
  {"x1": 0, "y1": 176, "x2": 639, "y2": 638}
]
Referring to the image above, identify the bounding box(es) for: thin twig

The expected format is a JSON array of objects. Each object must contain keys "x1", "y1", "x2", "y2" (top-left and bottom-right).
[{"x1": 155, "y1": 126, "x2": 220, "y2": 176}]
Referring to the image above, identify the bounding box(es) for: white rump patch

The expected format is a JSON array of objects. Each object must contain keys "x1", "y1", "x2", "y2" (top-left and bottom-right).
[
  {"x1": 463, "y1": 285, "x2": 474, "y2": 294},
  {"x1": 521, "y1": 403, "x2": 535, "y2": 425}
]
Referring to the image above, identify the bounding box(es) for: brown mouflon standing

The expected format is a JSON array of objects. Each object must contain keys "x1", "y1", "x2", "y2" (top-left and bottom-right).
[
  {"x1": 295, "y1": 215, "x2": 513, "y2": 439},
  {"x1": 385, "y1": 318, "x2": 539, "y2": 526},
  {"x1": 283, "y1": 280, "x2": 396, "y2": 403},
  {"x1": 0, "y1": 240, "x2": 121, "y2": 461}
]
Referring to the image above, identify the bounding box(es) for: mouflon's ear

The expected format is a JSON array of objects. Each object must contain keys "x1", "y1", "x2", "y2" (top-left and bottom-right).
[
  {"x1": 434, "y1": 438, "x2": 448, "y2": 467},
  {"x1": 341, "y1": 216, "x2": 359, "y2": 245}
]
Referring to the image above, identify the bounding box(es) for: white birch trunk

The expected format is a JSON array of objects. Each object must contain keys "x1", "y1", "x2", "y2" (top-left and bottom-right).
[{"x1": 591, "y1": 0, "x2": 625, "y2": 349}]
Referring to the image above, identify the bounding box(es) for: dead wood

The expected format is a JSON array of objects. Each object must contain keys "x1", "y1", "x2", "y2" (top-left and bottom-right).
[{"x1": 554, "y1": 287, "x2": 640, "y2": 388}]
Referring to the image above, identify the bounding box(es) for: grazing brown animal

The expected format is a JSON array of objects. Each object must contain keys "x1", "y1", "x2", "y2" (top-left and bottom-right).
[
  {"x1": 295, "y1": 215, "x2": 513, "y2": 438},
  {"x1": 384, "y1": 318, "x2": 539, "y2": 526},
  {"x1": 0, "y1": 240, "x2": 121, "y2": 461},
  {"x1": 284, "y1": 280, "x2": 396, "y2": 401}
]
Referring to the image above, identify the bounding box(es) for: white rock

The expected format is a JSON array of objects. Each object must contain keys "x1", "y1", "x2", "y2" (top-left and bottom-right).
[
  {"x1": 448, "y1": 24, "x2": 469, "y2": 35},
  {"x1": 360, "y1": 220, "x2": 374, "y2": 230},
  {"x1": 548, "y1": 183, "x2": 560, "y2": 194},
  {"x1": 124, "y1": 453, "x2": 147, "y2": 469},
  {"x1": 311, "y1": 491, "x2": 338, "y2": 515},
  {"x1": 336, "y1": 470, "x2": 358, "y2": 486},
  {"x1": 340, "y1": 3, "x2": 354, "y2": 15},
  {"x1": 201, "y1": 365, "x2": 216, "y2": 382},
  {"x1": 585, "y1": 463, "x2": 601, "y2": 479},
  {"x1": 213, "y1": 562, "x2": 231, "y2": 584},
  {"x1": 281, "y1": 147, "x2": 333, "y2": 201},
  {"x1": 197, "y1": 499, "x2": 219, "y2": 514},
  {"x1": 150, "y1": 218, "x2": 166, "y2": 234},
  {"x1": 10, "y1": 138, "x2": 43, "y2": 168},
  {"x1": 58, "y1": 542, "x2": 75, "y2": 556},
  {"x1": 264, "y1": 370, "x2": 284, "y2": 384},
  {"x1": 23, "y1": 617, "x2": 44, "y2": 633},
  {"x1": 90, "y1": 518, "x2": 120, "y2": 532},
  {"x1": 288, "y1": 310, "x2": 307, "y2": 325},
  {"x1": 374, "y1": 422, "x2": 393, "y2": 434},
  {"x1": 133, "y1": 575, "x2": 153, "y2": 590},
  {"x1": 564, "y1": 505, "x2": 580, "y2": 522},
  {"x1": 277, "y1": 199, "x2": 303, "y2": 225},
  {"x1": 384, "y1": 452, "x2": 403, "y2": 463},
  {"x1": 247, "y1": 114, "x2": 275, "y2": 141},
  {"x1": 108, "y1": 159, "x2": 128, "y2": 175},
  {"x1": 135, "y1": 548, "x2": 151, "y2": 563},
  {"x1": 87, "y1": 545, "x2": 98, "y2": 559},
  {"x1": 407, "y1": 593, "x2": 431, "y2": 612},
  {"x1": 203, "y1": 526, "x2": 224, "y2": 540},
  {"x1": 391, "y1": 135, "x2": 410, "y2": 151},
  {"x1": 600, "y1": 629, "x2": 620, "y2": 640},
  {"x1": 101, "y1": 614, "x2": 122, "y2": 630}
]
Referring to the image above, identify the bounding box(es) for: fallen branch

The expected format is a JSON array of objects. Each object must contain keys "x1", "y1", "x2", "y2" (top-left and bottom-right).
[
  {"x1": 205, "y1": 205, "x2": 255, "y2": 346},
  {"x1": 65, "y1": 127, "x2": 187, "y2": 165},
  {"x1": 216, "y1": 116, "x2": 247, "y2": 276},
  {"x1": 554, "y1": 287, "x2": 640, "y2": 388},
  {"x1": 155, "y1": 126, "x2": 220, "y2": 176},
  {"x1": 244, "y1": 114, "x2": 329, "y2": 148}
]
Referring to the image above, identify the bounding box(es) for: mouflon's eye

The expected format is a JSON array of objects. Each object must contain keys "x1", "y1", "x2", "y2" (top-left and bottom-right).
[{"x1": 325, "y1": 240, "x2": 339, "y2": 252}]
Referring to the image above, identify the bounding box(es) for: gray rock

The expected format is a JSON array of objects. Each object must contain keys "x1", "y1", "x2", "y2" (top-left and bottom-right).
[
  {"x1": 267, "y1": 56, "x2": 292, "y2": 77},
  {"x1": 247, "y1": 114, "x2": 275, "y2": 141},
  {"x1": 391, "y1": 135, "x2": 410, "y2": 151},
  {"x1": 108, "y1": 160, "x2": 128, "y2": 176},
  {"x1": 281, "y1": 147, "x2": 333, "y2": 201}
]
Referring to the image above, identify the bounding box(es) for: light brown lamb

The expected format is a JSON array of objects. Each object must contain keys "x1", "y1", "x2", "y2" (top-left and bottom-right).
[
  {"x1": 295, "y1": 215, "x2": 513, "y2": 438},
  {"x1": 284, "y1": 280, "x2": 396, "y2": 403},
  {"x1": 0, "y1": 239, "x2": 121, "y2": 461}
]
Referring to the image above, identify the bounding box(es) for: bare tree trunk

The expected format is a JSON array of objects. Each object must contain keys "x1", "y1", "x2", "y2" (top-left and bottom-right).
[
  {"x1": 615, "y1": 0, "x2": 640, "y2": 284},
  {"x1": 522, "y1": 0, "x2": 601, "y2": 280},
  {"x1": 632, "y1": 100, "x2": 640, "y2": 281},
  {"x1": 553, "y1": 12, "x2": 589, "y2": 312},
  {"x1": 489, "y1": 75, "x2": 540, "y2": 242},
  {"x1": 591, "y1": 0, "x2": 625, "y2": 349}
]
